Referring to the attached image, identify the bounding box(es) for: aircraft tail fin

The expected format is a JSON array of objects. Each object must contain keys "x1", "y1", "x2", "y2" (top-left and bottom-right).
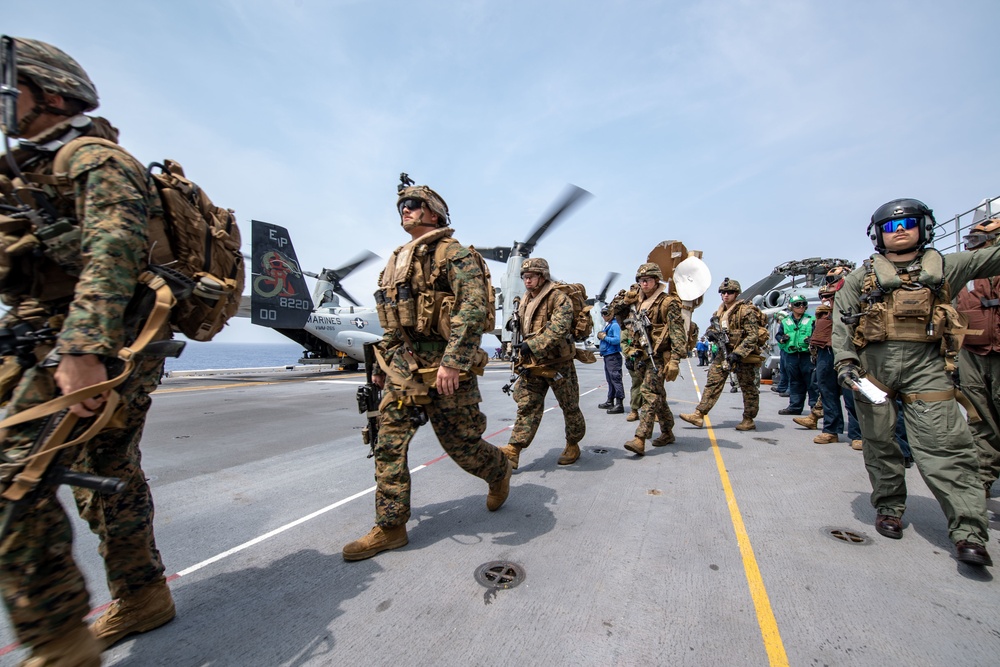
[{"x1": 250, "y1": 220, "x2": 313, "y2": 329}]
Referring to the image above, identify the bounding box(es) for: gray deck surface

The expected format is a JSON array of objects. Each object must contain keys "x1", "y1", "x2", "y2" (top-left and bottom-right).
[{"x1": 1, "y1": 359, "x2": 998, "y2": 666}]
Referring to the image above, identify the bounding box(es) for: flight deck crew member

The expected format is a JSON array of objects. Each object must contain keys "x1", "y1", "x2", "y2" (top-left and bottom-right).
[
  {"x1": 500, "y1": 258, "x2": 587, "y2": 468},
  {"x1": 343, "y1": 178, "x2": 511, "y2": 562},
  {"x1": 776, "y1": 294, "x2": 816, "y2": 415},
  {"x1": 597, "y1": 307, "x2": 625, "y2": 414},
  {"x1": 0, "y1": 37, "x2": 175, "y2": 664},
  {"x1": 833, "y1": 198, "x2": 1000, "y2": 567},
  {"x1": 610, "y1": 263, "x2": 687, "y2": 456},
  {"x1": 955, "y1": 217, "x2": 1000, "y2": 497},
  {"x1": 679, "y1": 278, "x2": 764, "y2": 431}
]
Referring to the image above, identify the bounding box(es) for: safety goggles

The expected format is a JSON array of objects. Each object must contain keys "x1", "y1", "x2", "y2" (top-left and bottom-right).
[
  {"x1": 397, "y1": 198, "x2": 425, "y2": 215},
  {"x1": 790, "y1": 302, "x2": 807, "y2": 308},
  {"x1": 719, "y1": 290, "x2": 738, "y2": 295},
  {"x1": 964, "y1": 232, "x2": 997, "y2": 250},
  {"x1": 880, "y1": 217, "x2": 919, "y2": 234}
]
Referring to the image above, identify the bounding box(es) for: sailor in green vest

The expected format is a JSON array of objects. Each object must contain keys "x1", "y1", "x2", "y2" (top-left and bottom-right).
[
  {"x1": 832, "y1": 198, "x2": 1000, "y2": 568},
  {"x1": 776, "y1": 294, "x2": 816, "y2": 416}
]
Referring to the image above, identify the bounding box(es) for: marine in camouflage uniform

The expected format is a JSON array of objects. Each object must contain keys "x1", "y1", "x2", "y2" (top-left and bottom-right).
[
  {"x1": 679, "y1": 278, "x2": 763, "y2": 431},
  {"x1": 501, "y1": 258, "x2": 586, "y2": 468},
  {"x1": 343, "y1": 178, "x2": 511, "y2": 562},
  {"x1": 0, "y1": 37, "x2": 174, "y2": 664},
  {"x1": 833, "y1": 198, "x2": 1000, "y2": 568},
  {"x1": 609, "y1": 263, "x2": 687, "y2": 457}
]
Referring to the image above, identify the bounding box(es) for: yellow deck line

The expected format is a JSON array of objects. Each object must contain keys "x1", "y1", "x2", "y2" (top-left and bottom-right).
[{"x1": 688, "y1": 361, "x2": 789, "y2": 666}]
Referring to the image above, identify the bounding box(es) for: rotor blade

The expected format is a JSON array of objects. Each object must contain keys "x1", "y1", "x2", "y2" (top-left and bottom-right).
[
  {"x1": 521, "y1": 184, "x2": 593, "y2": 254},
  {"x1": 476, "y1": 246, "x2": 513, "y2": 264},
  {"x1": 331, "y1": 250, "x2": 379, "y2": 281},
  {"x1": 737, "y1": 273, "x2": 785, "y2": 301},
  {"x1": 595, "y1": 272, "x2": 620, "y2": 303},
  {"x1": 335, "y1": 286, "x2": 362, "y2": 307}
]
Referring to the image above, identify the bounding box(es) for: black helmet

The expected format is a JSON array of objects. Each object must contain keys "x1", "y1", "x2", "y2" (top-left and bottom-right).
[{"x1": 867, "y1": 198, "x2": 935, "y2": 253}]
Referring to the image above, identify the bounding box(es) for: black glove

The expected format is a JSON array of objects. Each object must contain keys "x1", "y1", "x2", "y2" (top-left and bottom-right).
[
  {"x1": 517, "y1": 342, "x2": 531, "y2": 357},
  {"x1": 837, "y1": 363, "x2": 862, "y2": 391},
  {"x1": 950, "y1": 366, "x2": 961, "y2": 389},
  {"x1": 776, "y1": 333, "x2": 790, "y2": 344},
  {"x1": 726, "y1": 352, "x2": 741, "y2": 366},
  {"x1": 504, "y1": 318, "x2": 516, "y2": 332}
]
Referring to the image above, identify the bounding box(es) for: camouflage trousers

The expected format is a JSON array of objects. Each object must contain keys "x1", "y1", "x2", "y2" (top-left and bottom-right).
[
  {"x1": 634, "y1": 362, "x2": 673, "y2": 440},
  {"x1": 508, "y1": 361, "x2": 585, "y2": 448},
  {"x1": 0, "y1": 356, "x2": 166, "y2": 649},
  {"x1": 696, "y1": 358, "x2": 760, "y2": 420},
  {"x1": 958, "y1": 349, "x2": 1000, "y2": 491},
  {"x1": 375, "y1": 394, "x2": 507, "y2": 528}
]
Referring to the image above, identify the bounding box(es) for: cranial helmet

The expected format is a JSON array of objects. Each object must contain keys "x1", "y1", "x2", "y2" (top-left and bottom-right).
[
  {"x1": 867, "y1": 198, "x2": 936, "y2": 254},
  {"x1": 520, "y1": 257, "x2": 550, "y2": 280},
  {"x1": 718, "y1": 277, "x2": 741, "y2": 293},
  {"x1": 396, "y1": 174, "x2": 450, "y2": 227},
  {"x1": 635, "y1": 262, "x2": 663, "y2": 282},
  {"x1": 964, "y1": 217, "x2": 1000, "y2": 250},
  {"x1": 818, "y1": 266, "x2": 850, "y2": 297},
  {"x1": 789, "y1": 294, "x2": 808, "y2": 307},
  {"x1": 1, "y1": 37, "x2": 99, "y2": 137}
]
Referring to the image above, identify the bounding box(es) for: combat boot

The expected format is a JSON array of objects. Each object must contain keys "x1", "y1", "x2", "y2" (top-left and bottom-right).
[
  {"x1": 500, "y1": 443, "x2": 522, "y2": 470},
  {"x1": 342, "y1": 524, "x2": 408, "y2": 561},
  {"x1": 607, "y1": 398, "x2": 624, "y2": 415},
  {"x1": 792, "y1": 414, "x2": 818, "y2": 430},
  {"x1": 90, "y1": 579, "x2": 175, "y2": 651},
  {"x1": 813, "y1": 432, "x2": 839, "y2": 444},
  {"x1": 487, "y1": 460, "x2": 513, "y2": 511},
  {"x1": 679, "y1": 411, "x2": 704, "y2": 428},
  {"x1": 735, "y1": 418, "x2": 756, "y2": 431},
  {"x1": 625, "y1": 410, "x2": 639, "y2": 422},
  {"x1": 597, "y1": 399, "x2": 614, "y2": 409},
  {"x1": 23, "y1": 623, "x2": 100, "y2": 667},
  {"x1": 558, "y1": 443, "x2": 581, "y2": 465},
  {"x1": 624, "y1": 437, "x2": 646, "y2": 456},
  {"x1": 652, "y1": 431, "x2": 675, "y2": 446}
]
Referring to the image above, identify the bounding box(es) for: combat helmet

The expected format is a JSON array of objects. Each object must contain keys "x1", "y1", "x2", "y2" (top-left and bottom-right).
[
  {"x1": 964, "y1": 218, "x2": 1000, "y2": 250},
  {"x1": 396, "y1": 173, "x2": 450, "y2": 227},
  {"x1": 818, "y1": 266, "x2": 849, "y2": 297},
  {"x1": 520, "y1": 257, "x2": 550, "y2": 280},
  {"x1": 1, "y1": 36, "x2": 99, "y2": 137},
  {"x1": 867, "y1": 198, "x2": 936, "y2": 254},
  {"x1": 635, "y1": 262, "x2": 663, "y2": 282},
  {"x1": 718, "y1": 277, "x2": 741, "y2": 294}
]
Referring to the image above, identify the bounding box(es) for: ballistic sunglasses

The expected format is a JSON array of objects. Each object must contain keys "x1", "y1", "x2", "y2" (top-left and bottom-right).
[
  {"x1": 720, "y1": 290, "x2": 739, "y2": 295},
  {"x1": 880, "y1": 217, "x2": 919, "y2": 234},
  {"x1": 397, "y1": 198, "x2": 425, "y2": 215}
]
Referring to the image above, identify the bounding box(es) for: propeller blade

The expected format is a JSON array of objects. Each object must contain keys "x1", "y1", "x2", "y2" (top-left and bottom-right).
[
  {"x1": 521, "y1": 184, "x2": 592, "y2": 254},
  {"x1": 595, "y1": 272, "x2": 619, "y2": 303},
  {"x1": 335, "y1": 286, "x2": 362, "y2": 307},
  {"x1": 737, "y1": 273, "x2": 785, "y2": 301},
  {"x1": 331, "y1": 250, "x2": 379, "y2": 281},
  {"x1": 476, "y1": 246, "x2": 513, "y2": 264}
]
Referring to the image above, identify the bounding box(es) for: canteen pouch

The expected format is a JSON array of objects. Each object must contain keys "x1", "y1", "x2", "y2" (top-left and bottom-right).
[{"x1": 892, "y1": 286, "x2": 932, "y2": 317}]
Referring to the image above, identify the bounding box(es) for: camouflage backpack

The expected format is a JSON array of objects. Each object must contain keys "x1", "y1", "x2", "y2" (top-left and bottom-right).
[
  {"x1": 552, "y1": 282, "x2": 594, "y2": 342},
  {"x1": 53, "y1": 140, "x2": 245, "y2": 341}
]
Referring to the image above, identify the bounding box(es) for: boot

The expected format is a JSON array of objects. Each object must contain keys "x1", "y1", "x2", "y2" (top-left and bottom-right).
[
  {"x1": 90, "y1": 580, "x2": 176, "y2": 651},
  {"x1": 624, "y1": 437, "x2": 646, "y2": 457},
  {"x1": 597, "y1": 399, "x2": 614, "y2": 409},
  {"x1": 487, "y1": 460, "x2": 513, "y2": 511},
  {"x1": 625, "y1": 410, "x2": 639, "y2": 422},
  {"x1": 792, "y1": 414, "x2": 818, "y2": 430},
  {"x1": 679, "y1": 411, "x2": 704, "y2": 428},
  {"x1": 500, "y1": 443, "x2": 522, "y2": 470},
  {"x1": 652, "y1": 431, "x2": 675, "y2": 446},
  {"x1": 557, "y1": 443, "x2": 581, "y2": 465},
  {"x1": 342, "y1": 524, "x2": 408, "y2": 561},
  {"x1": 24, "y1": 623, "x2": 101, "y2": 667},
  {"x1": 606, "y1": 398, "x2": 624, "y2": 415},
  {"x1": 813, "y1": 432, "x2": 839, "y2": 444},
  {"x1": 735, "y1": 418, "x2": 756, "y2": 431}
]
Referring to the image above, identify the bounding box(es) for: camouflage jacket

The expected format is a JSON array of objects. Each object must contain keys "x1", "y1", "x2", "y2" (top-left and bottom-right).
[
  {"x1": 0, "y1": 116, "x2": 154, "y2": 358},
  {"x1": 518, "y1": 280, "x2": 575, "y2": 365},
  {"x1": 714, "y1": 300, "x2": 761, "y2": 359},
  {"x1": 610, "y1": 283, "x2": 686, "y2": 364}
]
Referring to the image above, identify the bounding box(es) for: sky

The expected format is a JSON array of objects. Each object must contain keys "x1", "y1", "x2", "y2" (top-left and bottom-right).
[{"x1": 7, "y1": 1, "x2": 1000, "y2": 345}]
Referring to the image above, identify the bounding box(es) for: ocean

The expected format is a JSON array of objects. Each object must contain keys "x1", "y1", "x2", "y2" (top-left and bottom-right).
[{"x1": 164, "y1": 342, "x2": 305, "y2": 372}]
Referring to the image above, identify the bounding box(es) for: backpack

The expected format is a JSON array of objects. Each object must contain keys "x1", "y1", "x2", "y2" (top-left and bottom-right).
[
  {"x1": 551, "y1": 282, "x2": 594, "y2": 342},
  {"x1": 432, "y1": 242, "x2": 496, "y2": 333},
  {"x1": 53, "y1": 140, "x2": 245, "y2": 342}
]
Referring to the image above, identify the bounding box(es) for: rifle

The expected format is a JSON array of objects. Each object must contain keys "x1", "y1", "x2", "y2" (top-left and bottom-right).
[
  {"x1": 705, "y1": 316, "x2": 731, "y2": 372},
  {"x1": 356, "y1": 342, "x2": 381, "y2": 458},
  {"x1": 626, "y1": 305, "x2": 658, "y2": 374},
  {"x1": 502, "y1": 296, "x2": 524, "y2": 395}
]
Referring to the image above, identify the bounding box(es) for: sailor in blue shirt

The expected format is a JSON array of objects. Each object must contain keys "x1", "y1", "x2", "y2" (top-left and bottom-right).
[{"x1": 597, "y1": 307, "x2": 625, "y2": 414}]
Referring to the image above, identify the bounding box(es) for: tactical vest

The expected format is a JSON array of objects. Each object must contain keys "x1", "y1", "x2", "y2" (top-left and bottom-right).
[
  {"x1": 0, "y1": 118, "x2": 132, "y2": 308},
  {"x1": 811, "y1": 313, "x2": 833, "y2": 349},
  {"x1": 375, "y1": 227, "x2": 495, "y2": 343},
  {"x1": 956, "y1": 276, "x2": 1000, "y2": 355},
  {"x1": 718, "y1": 300, "x2": 768, "y2": 362},
  {"x1": 518, "y1": 281, "x2": 576, "y2": 366},
  {"x1": 851, "y1": 250, "x2": 974, "y2": 369}
]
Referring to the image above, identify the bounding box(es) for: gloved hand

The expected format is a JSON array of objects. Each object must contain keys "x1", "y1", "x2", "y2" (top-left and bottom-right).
[
  {"x1": 776, "y1": 333, "x2": 790, "y2": 344},
  {"x1": 837, "y1": 363, "x2": 862, "y2": 391},
  {"x1": 664, "y1": 358, "x2": 679, "y2": 382},
  {"x1": 624, "y1": 286, "x2": 641, "y2": 305},
  {"x1": 726, "y1": 352, "x2": 741, "y2": 366},
  {"x1": 516, "y1": 342, "x2": 531, "y2": 357}
]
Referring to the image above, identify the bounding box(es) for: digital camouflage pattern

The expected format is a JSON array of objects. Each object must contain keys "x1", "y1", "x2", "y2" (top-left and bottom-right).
[
  {"x1": 696, "y1": 357, "x2": 759, "y2": 420},
  {"x1": 718, "y1": 277, "x2": 741, "y2": 293},
  {"x1": 0, "y1": 130, "x2": 169, "y2": 649},
  {"x1": 373, "y1": 233, "x2": 507, "y2": 526},
  {"x1": 634, "y1": 362, "x2": 673, "y2": 440},
  {"x1": 10, "y1": 37, "x2": 99, "y2": 110},
  {"x1": 520, "y1": 257, "x2": 550, "y2": 279},
  {"x1": 508, "y1": 282, "x2": 585, "y2": 448}
]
